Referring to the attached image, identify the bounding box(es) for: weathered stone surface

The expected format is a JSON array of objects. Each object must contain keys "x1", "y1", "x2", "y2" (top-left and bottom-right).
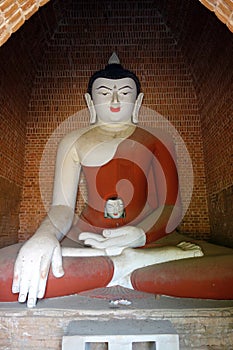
[{"x1": 0, "y1": 293, "x2": 232, "y2": 350}]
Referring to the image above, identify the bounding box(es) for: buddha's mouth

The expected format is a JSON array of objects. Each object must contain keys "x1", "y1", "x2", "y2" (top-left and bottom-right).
[{"x1": 110, "y1": 106, "x2": 120, "y2": 112}]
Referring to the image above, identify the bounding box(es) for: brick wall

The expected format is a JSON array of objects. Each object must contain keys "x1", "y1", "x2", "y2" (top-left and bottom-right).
[
  {"x1": 173, "y1": 6, "x2": 233, "y2": 246},
  {"x1": 18, "y1": 1, "x2": 210, "y2": 241},
  {"x1": 198, "y1": 32, "x2": 233, "y2": 246},
  {"x1": 0, "y1": 39, "x2": 31, "y2": 247},
  {"x1": 201, "y1": 70, "x2": 232, "y2": 245},
  {"x1": 0, "y1": 1, "x2": 65, "y2": 247}
]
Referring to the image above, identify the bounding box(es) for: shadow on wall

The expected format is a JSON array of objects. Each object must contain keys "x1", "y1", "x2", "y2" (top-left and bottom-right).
[
  {"x1": 208, "y1": 185, "x2": 233, "y2": 248},
  {"x1": 0, "y1": 177, "x2": 21, "y2": 248}
]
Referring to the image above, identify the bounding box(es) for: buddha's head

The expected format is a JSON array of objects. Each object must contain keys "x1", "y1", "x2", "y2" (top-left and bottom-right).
[
  {"x1": 85, "y1": 53, "x2": 144, "y2": 125},
  {"x1": 104, "y1": 196, "x2": 125, "y2": 219}
]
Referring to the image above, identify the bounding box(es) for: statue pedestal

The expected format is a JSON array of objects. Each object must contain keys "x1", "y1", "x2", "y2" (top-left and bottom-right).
[
  {"x1": 0, "y1": 288, "x2": 233, "y2": 349},
  {"x1": 62, "y1": 319, "x2": 179, "y2": 350}
]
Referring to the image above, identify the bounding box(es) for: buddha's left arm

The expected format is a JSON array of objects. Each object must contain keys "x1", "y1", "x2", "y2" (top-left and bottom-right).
[{"x1": 137, "y1": 136, "x2": 182, "y2": 244}]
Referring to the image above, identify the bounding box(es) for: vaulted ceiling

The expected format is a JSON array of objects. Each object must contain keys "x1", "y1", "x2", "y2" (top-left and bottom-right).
[
  {"x1": 1, "y1": 0, "x2": 232, "y2": 115},
  {"x1": 0, "y1": 0, "x2": 232, "y2": 48}
]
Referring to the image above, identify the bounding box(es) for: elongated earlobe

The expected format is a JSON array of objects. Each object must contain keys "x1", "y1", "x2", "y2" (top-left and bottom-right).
[
  {"x1": 85, "y1": 93, "x2": 97, "y2": 124},
  {"x1": 132, "y1": 93, "x2": 144, "y2": 124}
]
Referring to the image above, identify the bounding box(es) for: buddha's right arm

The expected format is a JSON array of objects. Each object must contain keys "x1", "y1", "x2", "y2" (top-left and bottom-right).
[
  {"x1": 38, "y1": 131, "x2": 82, "y2": 240},
  {"x1": 12, "y1": 131, "x2": 81, "y2": 307},
  {"x1": 34, "y1": 205, "x2": 75, "y2": 241}
]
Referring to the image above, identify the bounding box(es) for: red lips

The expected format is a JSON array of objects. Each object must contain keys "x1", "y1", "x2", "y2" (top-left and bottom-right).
[{"x1": 110, "y1": 107, "x2": 120, "y2": 112}]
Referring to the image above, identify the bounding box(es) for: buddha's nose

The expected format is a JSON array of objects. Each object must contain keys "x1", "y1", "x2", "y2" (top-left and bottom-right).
[
  {"x1": 112, "y1": 90, "x2": 119, "y2": 104},
  {"x1": 113, "y1": 204, "x2": 118, "y2": 214}
]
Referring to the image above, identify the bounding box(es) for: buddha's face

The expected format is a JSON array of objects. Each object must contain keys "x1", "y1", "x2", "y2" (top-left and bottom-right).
[
  {"x1": 105, "y1": 198, "x2": 125, "y2": 219},
  {"x1": 92, "y1": 77, "x2": 138, "y2": 124}
]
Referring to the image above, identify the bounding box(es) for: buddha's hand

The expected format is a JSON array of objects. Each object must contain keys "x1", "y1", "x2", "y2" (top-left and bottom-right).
[
  {"x1": 79, "y1": 226, "x2": 146, "y2": 256},
  {"x1": 12, "y1": 234, "x2": 64, "y2": 308}
]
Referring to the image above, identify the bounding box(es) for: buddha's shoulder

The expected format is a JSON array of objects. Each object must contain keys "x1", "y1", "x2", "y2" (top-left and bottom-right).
[
  {"x1": 58, "y1": 126, "x2": 97, "y2": 147},
  {"x1": 134, "y1": 126, "x2": 174, "y2": 145}
]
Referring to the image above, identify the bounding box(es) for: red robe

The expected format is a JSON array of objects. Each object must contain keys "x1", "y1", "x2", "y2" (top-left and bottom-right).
[{"x1": 70, "y1": 126, "x2": 179, "y2": 243}]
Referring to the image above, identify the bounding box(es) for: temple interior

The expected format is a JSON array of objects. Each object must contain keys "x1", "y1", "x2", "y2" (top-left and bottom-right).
[
  {"x1": 0, "y1": 1, "x2": 233, "y2": 349},
  {"x1": 1, "y1": 0, "x2": 232, "y2": 250}
]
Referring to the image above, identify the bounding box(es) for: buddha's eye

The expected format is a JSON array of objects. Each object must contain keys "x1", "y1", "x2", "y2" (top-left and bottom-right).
[
  {"x1": 120, "y1": 90, "x2": 131, "y2": 96},
  {"x1": 97, "y1": 89, "x2": 111, "y2": 96}
]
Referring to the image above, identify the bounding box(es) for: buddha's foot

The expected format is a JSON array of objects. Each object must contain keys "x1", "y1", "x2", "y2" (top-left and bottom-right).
[{"x1": 176, "y1": 241, "x2": 204, "y2": 258}]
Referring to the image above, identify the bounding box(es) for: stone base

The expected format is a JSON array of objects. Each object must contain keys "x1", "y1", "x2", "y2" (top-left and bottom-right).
[
  {"x1": 0, "y1": 287, "x2": 233, "y2": 350},
  {"x1": 62, "y1": 319, "x2": 179, "y2": 349}
]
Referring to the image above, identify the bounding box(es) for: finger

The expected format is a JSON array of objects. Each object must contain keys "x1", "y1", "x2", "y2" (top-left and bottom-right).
[
  {"x1": 37, "y1": 276, "x2": 48, "y2": 299},
  {"x1": 51, "y1": 244, "x2": 64, "y2": 278},
  {"x1": 26, "y1": 269, "x2": 41, "y2": 308},
  {"x1": 84, "y1": 236, "x2": 123, "y2": 249},
  {"x1": 12, "y1": 258, "x2": 21, "y2": 293},
  {"x1": 105, "y1": 246, "x2": 125, "y2": 256},
  {"x1": 37, "y1": 254, "x2": 51, "y2": 299},
  {"x1": 12, "y1": 277, "x2": 20, "y2": 294},
  {"x1": 18, "y1": 256, "x2": 42, "y2": 306},
  {"x1": 79, "y1": 232, "x2": 106, "y2": 242},
  {"x1": 18, "y1": 291, "x2": 28, "y2": 303},
  {"x1": 16, "y1": 257, "x2": 32, "y2": 303},
  {"x1": 27, "y1": 294, "x2": 37, "y2": 308},
  {"x1": 84, "y1": 238, "x2": 107, "y2": 249},
  {"x1": 103, "y1": 228, "x2": 127, "y2": 238},
  {"x1": 18, "y1": 270, "x2": 31, "y2": 303}
]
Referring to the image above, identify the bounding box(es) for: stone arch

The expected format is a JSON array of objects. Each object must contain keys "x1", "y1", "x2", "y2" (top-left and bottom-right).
[{"x1": 0, "y1": 0, "x2": 232, "y2": 47}]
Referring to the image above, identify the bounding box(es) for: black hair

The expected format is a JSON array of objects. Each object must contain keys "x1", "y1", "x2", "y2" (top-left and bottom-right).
[{"x1": 87, "y1": 63, "x2": 141, "y2": 97}]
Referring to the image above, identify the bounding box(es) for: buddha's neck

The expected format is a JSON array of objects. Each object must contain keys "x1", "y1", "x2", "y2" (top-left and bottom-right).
[{"x1": 96, "y1": 121, "x2": 136, "y2": 134}]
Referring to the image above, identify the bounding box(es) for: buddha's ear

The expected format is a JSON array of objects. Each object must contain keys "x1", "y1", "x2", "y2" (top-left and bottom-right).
[
  {"x1": 85, "y1": 93, "x2": 97, "y2": 124},
  {"x1": 132, "y1": 92, "x2": 144, "y2": 124}
]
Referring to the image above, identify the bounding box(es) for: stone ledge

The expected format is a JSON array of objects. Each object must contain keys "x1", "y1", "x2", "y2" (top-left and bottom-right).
[{"x1": 0, "y1": 292, "x2": 233, "y2": 350}]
